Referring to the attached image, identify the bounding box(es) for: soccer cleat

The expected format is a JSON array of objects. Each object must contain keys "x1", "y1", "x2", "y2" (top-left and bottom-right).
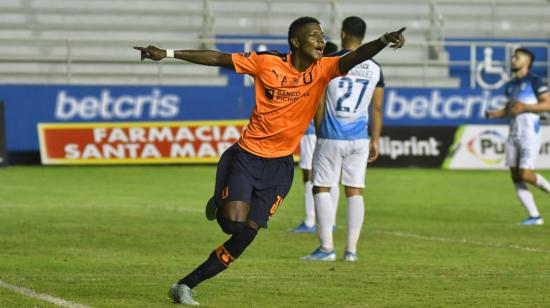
[
  {"x1": 520, "y1": 216, "x2": 544, "y2": 225},
  {"x1": 300, "y1": 247, "x2": 336, "y2": 261},
  {"x1": 343, "y1": 251, "x2": 358, "y2": 262},
  {"x1": 289, "y1": 222, "x2": 317, "y2": 233},
  {"x1": 168, "y1": 284, "x2": 199, "y2": 306},
  {"x1": 289, "y1": 223, "x2": 336, "y2": 233},
  {"x1": 205, "y1": 197, "x2": 217, "y2": 221}
]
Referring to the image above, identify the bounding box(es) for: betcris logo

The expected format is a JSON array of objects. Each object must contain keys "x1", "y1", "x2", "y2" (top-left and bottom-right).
[
  {"x1": 466, "y1": 130, "x2": 505, "y2": 164},
  {"x1": 384, "y1": 89, "x2": 507, "y2": 125},
  {"x1": 55, "y1": 89, "x2": 179, "y2": 120}
]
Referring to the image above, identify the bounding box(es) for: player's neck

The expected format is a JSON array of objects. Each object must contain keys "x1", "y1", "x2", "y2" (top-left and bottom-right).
[
  {"x1": 514, "y1": 67, "x2": 529, "y2": 79},
  {"x1": 342, "y1": 40, "x2": 361, "y2": 51},
  {"x1": 290, "y1": 52, "x2": 315, "y2": 72}
]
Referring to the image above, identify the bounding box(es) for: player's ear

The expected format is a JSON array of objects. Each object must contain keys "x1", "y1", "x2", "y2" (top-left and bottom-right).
[
  {"x1": 291, "y1": 37, "x2": 299, "y2": 51},
  {"x1": 341, "y1": 31, "x2": 346, "y2": 41}
]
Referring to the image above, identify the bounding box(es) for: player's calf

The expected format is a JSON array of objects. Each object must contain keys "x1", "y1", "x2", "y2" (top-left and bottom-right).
[
  {"x1": 174, "y1": 224, "x2": 259, "y2": 299},
  {"x1": 535, "y1": 173, "x2": 550, "y2": 194}
]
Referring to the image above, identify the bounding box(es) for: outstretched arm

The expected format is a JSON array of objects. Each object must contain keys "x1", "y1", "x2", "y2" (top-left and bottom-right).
[
  {"x1": 133, "y1": 45, "x2": 235, "y2": 70},
  {"x1": 338, "y1": 27, "x2": 406, "y2": 75}
]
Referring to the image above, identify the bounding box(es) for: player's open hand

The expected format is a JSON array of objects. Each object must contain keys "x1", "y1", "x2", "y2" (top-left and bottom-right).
[
  {"x1": 383, "y1": 27, "x2": 406, "y2": 49},
  {"x1": 368, "y1": 140, "x2": 379, "y2": 163},
  {"x1": 133, "y1": 45, "x2": 166, "y2": 61}
]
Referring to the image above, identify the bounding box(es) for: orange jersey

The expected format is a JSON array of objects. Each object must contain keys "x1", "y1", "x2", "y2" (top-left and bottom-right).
[{"x1": 232, "y1": 51, "x2": 341, "y2": 158}]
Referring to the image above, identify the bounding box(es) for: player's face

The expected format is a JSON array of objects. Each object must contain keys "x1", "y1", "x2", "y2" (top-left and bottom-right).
[
  {"x1": 511, "y1": 52, "x2": 530, "y2": 72},
  {"x1": 297, "y1": 23, "x2": 326, "y2": 61}
]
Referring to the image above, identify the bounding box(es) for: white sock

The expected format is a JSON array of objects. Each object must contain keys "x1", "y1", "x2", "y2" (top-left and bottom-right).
[
  {"x1": 314, "y1": 192, "x2": 334, "y2": 251},
  {"x1": 346, "y1": 195, "x2": 364, "y2": 254},
  {"x1": 330, "y1": 185, "x2": 340, "y2": 227},
  {"x1": 515, "y1": 182, "x2": 540, "y2": 217},
  {"x1": 303, "y1": 181, "x2": 315, "y2": 227},
  {"x1": 535, "y1": 174, "x2": 550, "y2": 194}
]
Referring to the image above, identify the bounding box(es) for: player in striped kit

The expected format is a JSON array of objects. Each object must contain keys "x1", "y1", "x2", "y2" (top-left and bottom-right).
[{"x1": 486, "y1": 48, "x2": 550, "y2": 225}]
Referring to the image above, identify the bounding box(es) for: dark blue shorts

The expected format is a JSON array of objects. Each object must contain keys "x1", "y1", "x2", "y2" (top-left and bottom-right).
[{"x1": 213, "y1": 143, "x2": 294, "y2": 227}]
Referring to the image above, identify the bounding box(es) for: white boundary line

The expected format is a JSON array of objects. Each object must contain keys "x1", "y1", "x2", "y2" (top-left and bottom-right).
[
  {"x1": 0, "y1": 280, "x2": 91, "y2": 308},
  {"x1": 375, "y1": 230, "x2": 550, "y2": 254}
]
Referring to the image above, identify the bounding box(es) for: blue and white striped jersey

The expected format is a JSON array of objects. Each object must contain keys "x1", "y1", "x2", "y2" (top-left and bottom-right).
[
  {"x1": 318, "y1": 49, "x2": 384, "y2": 140},
  {"x1": 506, "y1": 73, "x2": 548, "y2": 136}
]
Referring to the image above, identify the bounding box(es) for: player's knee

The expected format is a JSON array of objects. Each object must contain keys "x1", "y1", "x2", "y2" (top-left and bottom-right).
[
  {"x1": 245, "y1": 219, "x2": 260, "y2": 231},
  {"x1": 313, "y1": 186, "x2": 331, "y2": 194},
  {"x1": 218, "y1": 218, "x2": 245, "y2": 235},
  {"x1": 518, "y1": 170, "x2": 530, "y2": 181},
  {"x1": 344, "y1": 186, "x2": 363, "y2": 197}
]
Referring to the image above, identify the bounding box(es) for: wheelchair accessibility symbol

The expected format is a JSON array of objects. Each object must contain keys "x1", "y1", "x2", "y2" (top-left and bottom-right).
[{"x1": 475, "y1": 47, "x2": 508, "y2": 90}]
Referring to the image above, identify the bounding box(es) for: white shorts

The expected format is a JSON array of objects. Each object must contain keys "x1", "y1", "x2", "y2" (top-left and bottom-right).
[
  {"x1": 312, "y1": 138, "x2": 370, "y2": 188},
  {"x1": 505, "y1": 135, "x2": 541, "y2": 169},
  {"x1": 299, "y1": 134, "x2": 317, "y2": 170}
]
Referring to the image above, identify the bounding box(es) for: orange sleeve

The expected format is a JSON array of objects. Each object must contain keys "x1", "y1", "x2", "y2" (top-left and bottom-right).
[
  {"x1": 320, "y1": 56, "x2": 342, "y2": 80},
  {"x1": 231, "y1": 52, "x2": 264, "y2": 76}
]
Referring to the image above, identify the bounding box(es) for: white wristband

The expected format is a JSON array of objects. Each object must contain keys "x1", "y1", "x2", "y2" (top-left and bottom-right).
[
  {"x1": 380, "y1": 34, "x2": 390, "y2": 46},
  {"x1": 166, "y1": 49, "x2": 175, "y2": 58}
]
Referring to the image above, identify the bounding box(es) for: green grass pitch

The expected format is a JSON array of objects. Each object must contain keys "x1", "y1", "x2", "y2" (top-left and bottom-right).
[{"x1": 0, "y1": 166, "x2": 549, "y2": 307}]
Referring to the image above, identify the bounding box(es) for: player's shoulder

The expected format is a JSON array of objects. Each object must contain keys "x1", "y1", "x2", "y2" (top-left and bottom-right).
[
  {"x1": 526, "y1": 72, "x2": 545, "y2": 84},
  {"x1": 527, "y1": 73, "x2": 549, "y2": 94},
  {"x1": 368, "y1": 58, "x2": 382, "y2": 69},
  {"x1": 255, "y1": 51, "x2": 288, "y2": 62},
  {"x1": 504, "y1": 77, "x2": 516, "y2": 87},
  {"x1": 327, "y1": 49, "x2": 349, "y2": 57}
]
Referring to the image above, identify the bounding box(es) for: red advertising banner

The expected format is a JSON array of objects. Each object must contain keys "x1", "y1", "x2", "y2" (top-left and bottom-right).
[{"x1": 38, "y1": 120, "x2": 255, "y2": 165}]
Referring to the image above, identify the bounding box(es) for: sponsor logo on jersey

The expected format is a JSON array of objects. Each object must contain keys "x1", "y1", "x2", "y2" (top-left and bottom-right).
[
  {"x1": 302, "y1": 71, "x2": 313, "y2": 84},
  {"x1": 264, "y1": 88, "x2": 275, "y2": 99},
  {"x1": 265, "y1": 88, "x2": 309, "y2": 102}
]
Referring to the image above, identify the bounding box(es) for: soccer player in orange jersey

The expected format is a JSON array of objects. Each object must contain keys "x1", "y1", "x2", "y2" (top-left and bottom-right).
[{"x1": 135, "y1": 16, "x2": 405, "y2": 305}]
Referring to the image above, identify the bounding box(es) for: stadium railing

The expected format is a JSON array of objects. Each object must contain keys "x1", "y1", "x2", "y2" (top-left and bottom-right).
[{"x1": 0, "y1": 37, "x2": 547, "y2": 87}]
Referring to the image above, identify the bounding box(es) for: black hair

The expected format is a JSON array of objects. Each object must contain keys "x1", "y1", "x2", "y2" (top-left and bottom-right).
[
  {"x1": 323, "y1": 41, "x2": 338, "y2": 56},
  {"x1": 515, "y1": 47, "x2": 535, "y2": 69},
  {"x1": 288, "y1": 16, "x2": 321, "y2": 52},
  {"x1": 342, "y1": 16, "x2": 366, "y2": 40}
]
